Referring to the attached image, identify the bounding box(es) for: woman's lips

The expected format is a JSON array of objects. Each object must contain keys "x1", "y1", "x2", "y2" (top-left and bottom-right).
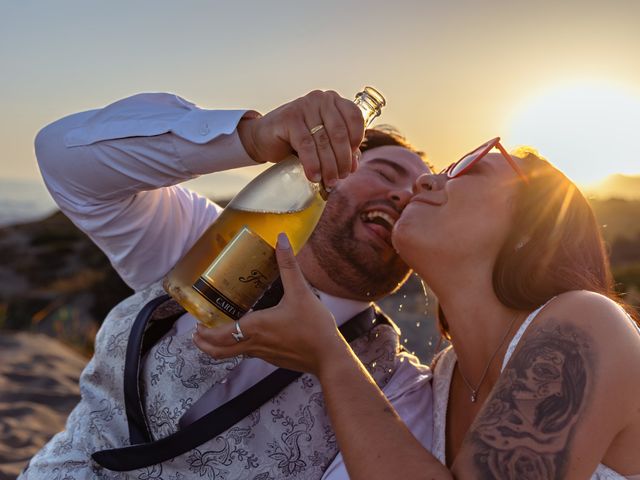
[{"x1": 408, "y1": 196, "x2": 442, "y2": 207}]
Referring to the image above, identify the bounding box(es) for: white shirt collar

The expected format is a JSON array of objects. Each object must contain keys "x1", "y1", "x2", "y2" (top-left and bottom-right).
[{"x1": 314, "y1": 289, "x2": 371, "y2": 326}]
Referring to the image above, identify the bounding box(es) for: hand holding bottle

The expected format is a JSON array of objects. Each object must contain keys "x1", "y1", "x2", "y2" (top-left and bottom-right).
[
  {"x1": 237, "y1": 90, "x2": 365, "y2": 189},
  {"x1": 192, "y1": 232, "x2": 351, "y2": 376},
  {"x1": 165, "y1": 87, "x2": 385, "y2": 327}
]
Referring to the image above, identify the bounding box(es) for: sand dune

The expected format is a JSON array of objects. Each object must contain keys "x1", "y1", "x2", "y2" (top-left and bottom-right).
[{"x1": 0, "y1": 331, "x2": 87, "y2": 479}]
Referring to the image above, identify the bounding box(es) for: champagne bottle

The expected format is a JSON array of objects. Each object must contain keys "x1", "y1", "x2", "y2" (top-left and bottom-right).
[{"x1": 163, "y1": 87, "x2": 386, "y2": 327}]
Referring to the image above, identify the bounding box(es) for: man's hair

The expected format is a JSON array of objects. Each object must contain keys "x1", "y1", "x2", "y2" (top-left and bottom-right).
[
  {"x1": 438, "y1": 147, "x2": 638, "y2": 340},
  {"x1": 361, "y1": 125, "x2": 433, "y2": 171}
]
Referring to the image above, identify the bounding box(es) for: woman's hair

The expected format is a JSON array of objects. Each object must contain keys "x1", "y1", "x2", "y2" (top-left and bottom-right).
[{"x1": 438, "y1": 147, "x2": 639, "y2": 340}]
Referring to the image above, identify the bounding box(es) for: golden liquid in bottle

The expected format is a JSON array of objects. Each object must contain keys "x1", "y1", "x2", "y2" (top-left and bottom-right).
[
  {"x1": 163, "y1": 87, "x2": 385, "y2": 326},
  {"x1": 163, "y1": 194, "x2": 324, "y2": 327}
]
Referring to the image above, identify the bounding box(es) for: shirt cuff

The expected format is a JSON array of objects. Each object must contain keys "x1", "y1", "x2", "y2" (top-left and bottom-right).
[
  {"x1": 173, "y1": 128, "x2": 257, "y2": 175},
  {"x1": 171, "y1": 108, "x2": 247, "y2": 144}
]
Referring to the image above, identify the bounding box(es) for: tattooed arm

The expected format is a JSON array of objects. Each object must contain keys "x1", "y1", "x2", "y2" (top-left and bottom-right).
[
  {"x1": 196, "y1": 242, "x2": 640, "y2": 480},
  {"x1": 451, "y1": 291, "x2": 640, "y2": 480}
]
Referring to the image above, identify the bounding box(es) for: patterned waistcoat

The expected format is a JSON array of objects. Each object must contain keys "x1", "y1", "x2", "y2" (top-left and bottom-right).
[{"x1": 22, "y1": 282, "x2": 403, "y2": 480}]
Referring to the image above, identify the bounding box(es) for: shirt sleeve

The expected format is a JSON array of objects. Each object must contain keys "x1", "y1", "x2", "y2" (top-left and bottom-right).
[
  {"x1": 321, "y1": 354, "x2": 434, "y2": 479},
  {"x1": 34, "y1": 93, "x2": 259, "y2": 290}
]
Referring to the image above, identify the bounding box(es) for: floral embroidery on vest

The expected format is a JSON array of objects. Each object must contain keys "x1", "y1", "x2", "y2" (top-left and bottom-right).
[{"x1": 21, "y1": 283, "x2": 403, "y2": 480}]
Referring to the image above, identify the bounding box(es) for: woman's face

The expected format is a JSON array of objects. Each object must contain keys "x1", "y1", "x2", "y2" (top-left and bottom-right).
[{"x1": 392, "y1": 152, "x2": 524, "y2": 274}]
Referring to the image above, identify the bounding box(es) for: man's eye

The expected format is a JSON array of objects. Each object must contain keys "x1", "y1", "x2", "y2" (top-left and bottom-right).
[{"x1": 375, "y1": 169, "x2": 394, "y2": 181}]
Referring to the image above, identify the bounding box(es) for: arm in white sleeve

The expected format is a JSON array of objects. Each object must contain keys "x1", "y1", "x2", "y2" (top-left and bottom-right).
[{"x1": 34, "y1": 93, "x2": 259, "y2": 290}]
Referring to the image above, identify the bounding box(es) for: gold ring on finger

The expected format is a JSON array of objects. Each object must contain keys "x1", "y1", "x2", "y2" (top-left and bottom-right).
[{"x1": 309, "y1": 124, "x2": 325, "y2": 135}]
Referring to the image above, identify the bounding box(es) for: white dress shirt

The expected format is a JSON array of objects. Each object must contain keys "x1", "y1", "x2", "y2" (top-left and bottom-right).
[{"x1": 35, "y1": 92, "x2": 433, "y2": 479}]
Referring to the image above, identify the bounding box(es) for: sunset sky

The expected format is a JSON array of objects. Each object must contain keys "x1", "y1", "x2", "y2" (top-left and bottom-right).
[{"x1": 2, "y1": 0, "x2": 639, "y2": 192}]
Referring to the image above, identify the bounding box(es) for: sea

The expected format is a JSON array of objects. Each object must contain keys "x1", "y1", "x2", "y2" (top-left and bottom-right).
[
  {"x1": 0, "y1": 169, "x2": 264, "y2": 227},
  {"x1": 0, "y1": 179, "x2": 57, "y2": 227}
]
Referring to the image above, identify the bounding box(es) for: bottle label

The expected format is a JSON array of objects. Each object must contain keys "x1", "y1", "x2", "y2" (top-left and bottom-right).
[{"x1": 193, "y1": 226, "x2": 279, "y2": 321}]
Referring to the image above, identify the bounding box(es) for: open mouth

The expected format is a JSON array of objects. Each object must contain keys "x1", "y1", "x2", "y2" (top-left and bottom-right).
[{"x1": 360, "y1": 210, "x2": 397, "y2": 245}]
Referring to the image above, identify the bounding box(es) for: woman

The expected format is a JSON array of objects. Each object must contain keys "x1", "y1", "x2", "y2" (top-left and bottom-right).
[{"x1": 194, "y1": 138, "x2": 640, "y2": 479}]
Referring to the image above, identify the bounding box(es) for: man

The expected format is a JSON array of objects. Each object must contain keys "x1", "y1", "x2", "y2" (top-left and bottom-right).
[{"x1": 23, "y1": 90, "x2": 433, "y2": 479}]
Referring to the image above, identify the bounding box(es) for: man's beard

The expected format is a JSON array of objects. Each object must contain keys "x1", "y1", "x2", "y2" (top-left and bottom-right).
[{"x1": 307, "y1": 189, "x2": 412, "y2": 300}]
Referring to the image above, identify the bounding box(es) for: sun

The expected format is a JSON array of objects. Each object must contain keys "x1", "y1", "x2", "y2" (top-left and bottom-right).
[{"x1": 506, "y1": 82, "x2": 640, "y2": 187}]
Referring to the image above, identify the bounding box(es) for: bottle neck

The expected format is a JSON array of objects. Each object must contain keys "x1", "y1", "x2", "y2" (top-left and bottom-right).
[{"x1": 354, "y1": 86, "x2": 386, "y2": 128}]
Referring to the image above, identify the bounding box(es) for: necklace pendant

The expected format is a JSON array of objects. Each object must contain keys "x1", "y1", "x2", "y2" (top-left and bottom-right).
[{"x1": 470, "y1": 392, "x2": 477, "y2": 403}]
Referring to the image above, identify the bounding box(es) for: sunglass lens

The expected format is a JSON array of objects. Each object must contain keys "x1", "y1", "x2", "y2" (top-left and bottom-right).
[
  {"x1": 448, "y1": 139, "x2": 496, "y2": 177},
  {"x1": 449, "y1": 150, "x2": 481, "y2": 177}
]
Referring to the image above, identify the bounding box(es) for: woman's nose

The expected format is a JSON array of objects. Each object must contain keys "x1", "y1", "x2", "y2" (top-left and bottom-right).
[{"x1": 414, "y1": 173, "x2": 447, "y2": 193}]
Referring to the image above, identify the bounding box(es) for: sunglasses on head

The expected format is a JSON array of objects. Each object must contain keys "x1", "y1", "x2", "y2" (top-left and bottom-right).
[{"x1": 441, "y1": 137, "x2": 528, "y2": 184}]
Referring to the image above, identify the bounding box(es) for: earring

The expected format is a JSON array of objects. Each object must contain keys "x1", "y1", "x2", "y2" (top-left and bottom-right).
[{"x1": 515, "y1": 237, "x2": 530, "y2": 251}]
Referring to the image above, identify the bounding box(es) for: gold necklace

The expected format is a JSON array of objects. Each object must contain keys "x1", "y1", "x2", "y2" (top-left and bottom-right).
[{"x1": 457, "y1": 313, "x2": 520, "y2": 403}]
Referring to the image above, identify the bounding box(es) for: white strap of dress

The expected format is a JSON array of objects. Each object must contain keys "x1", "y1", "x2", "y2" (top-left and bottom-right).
[
  {"x1": 500, "y1": 298, "x2": 556, "y2": 372},
  {"x1": 501, "y1": 297, "x2": 639, "y2": 373},
  {"x1": 501, "y1": 297, "x2": 640, "y2": 373}
]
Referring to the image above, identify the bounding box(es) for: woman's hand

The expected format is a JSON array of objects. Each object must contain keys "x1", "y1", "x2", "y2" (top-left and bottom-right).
[
  {"x1": 195, "y1": 236, "x2": 452, "y2": 480},
  {"x1": 192, "y1": 233, "x2": 350, "y2": 376}
]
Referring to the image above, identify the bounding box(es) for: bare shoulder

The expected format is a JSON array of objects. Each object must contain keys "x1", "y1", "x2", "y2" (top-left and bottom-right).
[
  {"x1": 549, "y1": 289, "x2": 628, "y2": 314},
  {"x1": 452, "y1": 291, "x2": 640, "y2": 478},
  {"x1": 528, "y1": 290, "x2": 640, "y2": 391},
  {"x1": 537, "y1": 290, "x2": 640, "y2": 354}
]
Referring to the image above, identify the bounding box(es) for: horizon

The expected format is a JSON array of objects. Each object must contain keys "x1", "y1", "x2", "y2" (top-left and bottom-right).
[
  {"x1": 2, "y1": 1, "x2": 640, "y2": 187},
  {"x1": 2, "y1": 170, "x2": 639, "y2": 225},
  {"x1": 3, "y1": 170, "x2": 640, "y2": 192}
]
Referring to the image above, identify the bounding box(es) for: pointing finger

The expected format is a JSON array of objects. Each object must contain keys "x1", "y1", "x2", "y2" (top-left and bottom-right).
[{"x1": 276, "y1": 233, "x2": 309, "y2": 298}]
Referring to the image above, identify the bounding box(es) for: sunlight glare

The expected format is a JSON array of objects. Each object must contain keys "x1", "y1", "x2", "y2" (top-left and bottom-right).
[{"x1": 506, "y1": 82, "x2": 640, "y2": 186}]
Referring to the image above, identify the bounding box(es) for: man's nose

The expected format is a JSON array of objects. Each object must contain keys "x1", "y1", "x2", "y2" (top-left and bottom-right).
[
  {"x1": 388, "y1": 186, "x2": 414, "y2": 209},
  {"x1": 414, "y1": 173, "x2": 447, "y2": 193}
]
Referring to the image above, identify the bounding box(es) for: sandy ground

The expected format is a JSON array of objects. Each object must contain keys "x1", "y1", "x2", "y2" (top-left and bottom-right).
[{"x1": 0, "y1": 331, "x2": 87, "y2": 479}]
